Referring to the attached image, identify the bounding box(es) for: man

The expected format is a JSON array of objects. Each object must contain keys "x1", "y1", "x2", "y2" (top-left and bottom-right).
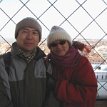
[{"x1": 0, "y1": 17, "x2": 47, "y2": 107}]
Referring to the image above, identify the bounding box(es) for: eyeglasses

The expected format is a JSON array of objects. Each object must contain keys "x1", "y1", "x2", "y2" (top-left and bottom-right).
[{"x1": 50, "y1": 40, "x2": 66, "y2": 47}]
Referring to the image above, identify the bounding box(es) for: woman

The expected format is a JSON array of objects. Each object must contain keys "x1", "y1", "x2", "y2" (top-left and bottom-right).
[{"x1": 46, "y1": 26, "x2": 97, "y2": 107}]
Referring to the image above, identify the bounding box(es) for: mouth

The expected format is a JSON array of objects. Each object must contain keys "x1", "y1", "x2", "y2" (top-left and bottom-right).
[
  {"x1": 24, "y1": 42, "x2": 33, "y2": 44},
  {"x1": 24, "y1": 43, "x2": 34, "y2": 46}
]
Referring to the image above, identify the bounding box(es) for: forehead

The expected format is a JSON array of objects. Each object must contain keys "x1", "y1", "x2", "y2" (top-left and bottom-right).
[
  {"x1": 21, "y1": 27, "x2": 36, "y2": 31},
  {"x1": 53, "y1": 39, "x2": 65, "y2": 42}
]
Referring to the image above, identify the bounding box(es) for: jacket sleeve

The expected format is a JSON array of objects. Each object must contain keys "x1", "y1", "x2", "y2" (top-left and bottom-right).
[
  {"x1": 0, "y1": 58, "x2": 13, "y2": 107},
  {"x1": 72, "y1": 41, "x2": 85, "y2": 51},
  {"x1": 55, "y1": 57, "x2": 97, "y2": 106}
]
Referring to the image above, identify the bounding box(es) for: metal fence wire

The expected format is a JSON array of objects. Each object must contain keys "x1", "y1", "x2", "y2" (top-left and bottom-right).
[{"x1": 0, "y1": 0, "x2": 107, "y2": 100}]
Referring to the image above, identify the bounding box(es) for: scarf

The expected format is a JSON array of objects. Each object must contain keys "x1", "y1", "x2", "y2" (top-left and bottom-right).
[
  {"x1": 48, "y1": 47, "x2": 81, "y2": 80},
  {"x1": 48, "y1": 47, "x2": 80, "y2": 68},
  {"x1": 11, "y1": 42, "x2": 36, "y2": 63}
]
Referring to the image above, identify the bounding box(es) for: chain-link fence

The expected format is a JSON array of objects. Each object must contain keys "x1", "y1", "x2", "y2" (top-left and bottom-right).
[{"x1": 0, "y1": 0, "x2": 107, "y2": 101}]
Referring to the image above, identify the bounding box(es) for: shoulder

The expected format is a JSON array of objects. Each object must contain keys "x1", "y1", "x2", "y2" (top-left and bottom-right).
[
  {"x1": 0, "y1": 52, "x2": 12, "y2": 68},
  {"x1": 75, "y1": 48, "x2": 90, "y2": 62},
  {"x1": 79, "y1": 54, "x2": 91, "y2": 64},
  {"x1": 78, "y1": 56, "x2": 93, "y2": 72},
  {"x1": 0, "y1": 54, "x2": 3, "y2": 59},
  {"x1": 0, "y1": 54, "x2": 5, "y2": 74},
  {"x1": 0, "y1": 54, "x2": 4, "y2": 62},
  {"x1": 75, "y1": 51, "x2": 92, "y2": 67}
]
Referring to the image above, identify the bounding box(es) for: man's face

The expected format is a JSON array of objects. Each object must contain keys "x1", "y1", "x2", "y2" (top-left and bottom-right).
[{"x1": 16, "y1": 27, "x2": 40, "y2": 52}]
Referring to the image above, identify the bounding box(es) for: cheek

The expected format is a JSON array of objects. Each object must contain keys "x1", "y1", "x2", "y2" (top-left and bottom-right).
[
  {"x1": 16, "y1": 39, "x2": 24, "y2": 48},
  {"x1": 16, "y1": 34, "x2": 25, "y2": 41},
  {"x1": 65, "y1": 46, "x2": 69, "y2": 52},
  {"x1": 34, "y1": 37, "x2": 40, "y2": 44},
  {"x1": 16, "y1": 36, "x2": 23, "y2": 44}
]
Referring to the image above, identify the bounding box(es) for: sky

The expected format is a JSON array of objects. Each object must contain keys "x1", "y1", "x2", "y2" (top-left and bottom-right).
[{"x1": 0, "y1": 0, "x2": 107, "y2": 43}]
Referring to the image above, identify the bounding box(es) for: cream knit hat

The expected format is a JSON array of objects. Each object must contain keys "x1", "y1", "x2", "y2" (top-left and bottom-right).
[
  {"x1": 15, "y1": 17, "x2": 42, "y2": 41},
  {"x1": 47, "y1": 26, "x2": 72, "y2": 47}
]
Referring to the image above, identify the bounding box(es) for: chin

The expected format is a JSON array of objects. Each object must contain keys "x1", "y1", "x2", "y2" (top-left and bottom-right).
[
  {"x1": 23, "y1": 47, "x2": 34, "y2": 52},
  {"x1": 57, "y1": 53, "x2": 66, "y2": 56}
]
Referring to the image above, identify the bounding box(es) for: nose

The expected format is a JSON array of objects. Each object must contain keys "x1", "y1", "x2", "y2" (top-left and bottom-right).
[
  {"x1": 56, "y1": 44, "x2": 62, "y2": 48},
  {"x1": 26, "y1": 32, "x2": 33, "y2": 39}
]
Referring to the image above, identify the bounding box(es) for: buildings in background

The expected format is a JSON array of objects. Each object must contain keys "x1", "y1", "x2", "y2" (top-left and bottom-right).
[{"x1": 0, "y1": 39, "x2": 107, "y2": 64}]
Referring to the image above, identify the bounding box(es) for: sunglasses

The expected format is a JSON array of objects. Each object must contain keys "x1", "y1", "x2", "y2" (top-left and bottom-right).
[{"x1": 50, "y1": 40, "x2": 66, "y2": 47}]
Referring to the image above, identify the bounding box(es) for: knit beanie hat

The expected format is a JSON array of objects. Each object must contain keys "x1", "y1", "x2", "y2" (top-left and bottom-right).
[
  {"x1": 47, "y1": 26, "x2": 72, "y2": 47},
  {"x1": 15, "y1": 17, "x2": 42, "y2": 41}
]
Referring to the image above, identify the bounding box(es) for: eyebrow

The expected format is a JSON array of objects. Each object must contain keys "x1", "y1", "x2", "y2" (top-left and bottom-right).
[{"x1": 22, "y1": 28, "x2": 37, "y2": 32}]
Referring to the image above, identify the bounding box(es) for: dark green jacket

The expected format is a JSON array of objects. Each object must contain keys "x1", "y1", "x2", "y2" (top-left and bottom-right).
[{"x1": 0, "y1": 47, "x2": 47, "y2": 107}]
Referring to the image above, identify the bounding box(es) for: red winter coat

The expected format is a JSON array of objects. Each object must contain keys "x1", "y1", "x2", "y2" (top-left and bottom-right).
[{"x1": 51, "y1": 48, "x2": 97, "y2": 107}]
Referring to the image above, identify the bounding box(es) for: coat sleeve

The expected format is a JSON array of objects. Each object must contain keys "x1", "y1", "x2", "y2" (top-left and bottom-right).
[
  {"x1": 0, "y1": 58, "x2": 14, "y2": 107},
  {"x1": 55, "y1": 57, "x2": 98, "y2": 106},
  {"x1": 72, "y1": 41, "x2": 85, "y2": 51}
]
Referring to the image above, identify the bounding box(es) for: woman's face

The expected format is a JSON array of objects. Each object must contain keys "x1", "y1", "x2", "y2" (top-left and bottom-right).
[{"x1": 50, "y1": 40, "x2": 69, "y2": 56}]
